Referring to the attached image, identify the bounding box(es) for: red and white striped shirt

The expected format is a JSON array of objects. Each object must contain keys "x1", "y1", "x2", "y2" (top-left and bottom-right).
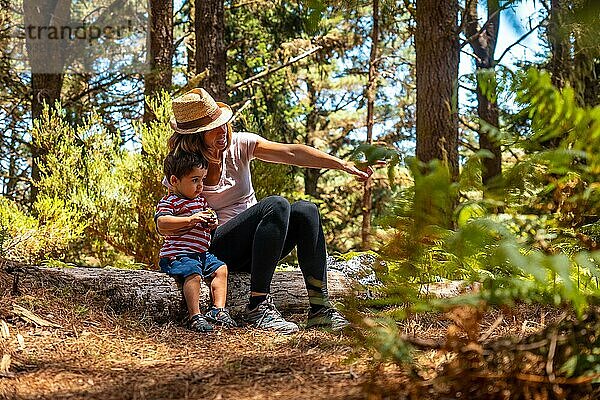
[{"x1": 155, "y1": 194, "x2": 212, "y2": 259}]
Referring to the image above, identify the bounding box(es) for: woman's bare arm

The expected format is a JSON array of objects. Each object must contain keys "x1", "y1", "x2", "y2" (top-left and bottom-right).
[{"x1": 253, "y1": 138, "x2": 373, "y2": 180}]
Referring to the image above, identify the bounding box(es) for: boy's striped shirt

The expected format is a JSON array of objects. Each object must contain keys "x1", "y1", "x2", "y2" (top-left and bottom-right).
[{"x1": 155, "y1": 194, "x2": 212, "y2": 258}]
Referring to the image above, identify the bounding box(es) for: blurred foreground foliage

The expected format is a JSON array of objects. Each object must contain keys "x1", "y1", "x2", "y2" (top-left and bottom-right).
[{"x1": 354, "y1": 69, "x2": 600, "y2": 383}]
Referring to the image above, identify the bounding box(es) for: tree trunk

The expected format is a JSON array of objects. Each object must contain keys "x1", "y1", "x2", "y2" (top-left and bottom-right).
[
  {"x1": 9, "y1": 261, "x2": 370, "y2": 323},
  {"x1": 361, "y1": 0, "x2": 379, "y2": 250},
  {"x1": 415, "y1": 0, "x2": 460, "y2": 179},
  {"x1": 185, "y1": 1, "x2": 196, "y2": 78},
  {"x1": 23, "y1": 0, "x2": 70, "y2": 204},
  {"x1": 465, "y1": 0, "x2": 502, "y2": 187},
  {"x1": 572, "y1": 0, "x2": 600, "y2": 108},
  {"x1": 302, "y1": 80, "x2": 322, "y2": 198},
  {"x1": 548, "y1": 0, "x2": 570, "y2": 90},
  {"x1": 143, "y1": 0, "x2": 174, "y2": 123},
  {"x1": 139, "y1": 0, "x2": 174, "y2": 265},
  {"x1": 195, "y1": 0, "x2": 227, "y2": 100},
  {"x1": 303, "y1": 169, "x2": 320, "y2": 198},
  {"x1": 5, "y1": 124, "x2": 20, "y2": 200},
  {"x1": 574, "y1": 47, "x2": 600, "y2": 108}
]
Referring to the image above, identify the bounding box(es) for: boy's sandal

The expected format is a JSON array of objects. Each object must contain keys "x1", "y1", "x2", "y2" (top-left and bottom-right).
[
  {"x1": 205, "y1": 307, "x2": 237, "y2": 328},
  {"x1": 189, "y1": 314, "x2": 214, "y2": 332}
]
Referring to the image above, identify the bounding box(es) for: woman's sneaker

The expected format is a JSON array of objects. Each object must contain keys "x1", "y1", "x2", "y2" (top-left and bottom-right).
[
  {"x1": 188, "y1": 314, "x2": 214, "y2": 333},
  {"x1": 243, "y1": 295, "x2": 299, "y2": 335},
  {"x1": 205, "y1": 307, "x2": 237, "y2": 328},
  {"x1": 306, "y1": 306, "x2": 350, "y2": 331}
]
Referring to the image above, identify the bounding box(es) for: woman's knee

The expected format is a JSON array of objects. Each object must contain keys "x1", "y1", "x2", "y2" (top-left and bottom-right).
[
  {"x1": 291, "y1": 200, "x2": 320, "y2": 221},
  {"x1": 262, "y1": 195, "x2": 291, "y2": 219}
]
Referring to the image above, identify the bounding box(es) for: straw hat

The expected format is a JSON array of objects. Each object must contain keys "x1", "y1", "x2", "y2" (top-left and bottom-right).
[{"x1": 170, "y1": 88, "x2": 233, "y2": 134}]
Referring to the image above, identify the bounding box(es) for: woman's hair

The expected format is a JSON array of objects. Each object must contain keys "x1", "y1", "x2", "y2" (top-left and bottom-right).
[{"x1": 167, "y1": 122, "x2": 233, "y2": 163}]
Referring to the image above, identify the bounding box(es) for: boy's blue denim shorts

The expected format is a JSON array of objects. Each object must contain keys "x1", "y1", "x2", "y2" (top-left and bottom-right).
[{"x1": 159, "y1": 252, "x2": 225, "y2": 282}]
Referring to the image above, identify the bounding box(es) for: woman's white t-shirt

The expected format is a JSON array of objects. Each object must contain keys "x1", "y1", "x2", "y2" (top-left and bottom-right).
[{"x1": 201, "y1": 131, "x2": 260, "y2": 225}]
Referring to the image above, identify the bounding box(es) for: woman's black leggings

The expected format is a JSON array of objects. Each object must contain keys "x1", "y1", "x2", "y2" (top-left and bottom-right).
[{"x1": 209, "y1": 196, "x2": 329, "y2": 301}]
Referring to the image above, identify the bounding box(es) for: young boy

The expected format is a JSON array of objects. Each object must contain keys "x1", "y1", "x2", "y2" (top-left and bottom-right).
[{"x1": 155, "y1": 150, "x2": 236, "y2": 332}]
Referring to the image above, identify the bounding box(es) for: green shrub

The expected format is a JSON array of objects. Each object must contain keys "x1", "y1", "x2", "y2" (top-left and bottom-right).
[
  {"x1": 26, "y1": 94, "x2": 172, "y2": 267},
  {"x1": 0, "y1": 196, "x2": 83, "y2": 264}
]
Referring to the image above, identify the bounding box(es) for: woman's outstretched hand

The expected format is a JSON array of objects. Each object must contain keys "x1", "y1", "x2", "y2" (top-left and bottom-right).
[{"x1": 342, "y1": 160, "x2": 386, "y2": 181}]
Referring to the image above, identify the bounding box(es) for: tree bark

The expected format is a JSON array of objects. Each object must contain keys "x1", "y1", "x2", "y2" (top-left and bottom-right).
[
  {"x1": 361, "y1": 0, "x2": 379, "y2": 250},
  {"x1": 415, "y1": 0, "x2": 460, "y2": 179},
  {"x1": 195, "y1": 0, "x2": 228, "y2": 100},
  {"x1": 23, "y1": 0, "x2": 70, "y2": 203},
  {"x1": 143, "y1": 0, "x2": 174, "y2": 123},
  {"x1": 465, "y1": 0, "x2": 502, "y2": 187}
]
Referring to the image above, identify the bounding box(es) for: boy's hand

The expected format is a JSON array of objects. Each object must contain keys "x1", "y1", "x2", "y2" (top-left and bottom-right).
[
  {"x1": 190, "y1": 208, "x2": 219, "y2": 230},
  {"x1": 202, "y1": 208, "x2": 219, "y2": 230}
]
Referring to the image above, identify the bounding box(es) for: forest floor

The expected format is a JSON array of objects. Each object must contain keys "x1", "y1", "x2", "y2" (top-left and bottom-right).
[{"x1": 0, "y1": 269, "x2": 598, "y2": 400}]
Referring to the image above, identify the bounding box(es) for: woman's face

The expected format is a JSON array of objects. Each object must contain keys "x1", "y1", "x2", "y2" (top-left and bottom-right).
[{"x1": 203, "y1": 124, "x2": 228, "y2": 152}]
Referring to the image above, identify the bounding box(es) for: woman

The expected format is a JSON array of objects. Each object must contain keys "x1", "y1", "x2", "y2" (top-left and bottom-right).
[{"x1": 161, "y1": 88, "x2": 373, "y2": 334}]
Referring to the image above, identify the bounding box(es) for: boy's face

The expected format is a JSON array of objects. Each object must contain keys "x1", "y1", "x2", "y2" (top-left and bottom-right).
[{"x1": 170, "y1": 166, "x2": 207, "y2": 199}]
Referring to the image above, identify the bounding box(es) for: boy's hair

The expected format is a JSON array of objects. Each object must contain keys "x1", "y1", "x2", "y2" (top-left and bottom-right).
[{"x1": 163, "y1": 150, "x2": 208, "y2": 179}]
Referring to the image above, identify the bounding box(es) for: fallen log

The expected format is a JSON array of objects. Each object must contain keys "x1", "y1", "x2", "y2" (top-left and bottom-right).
[{"x1": 5, "y1": 256, "x2": 376, "y2": 323}]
